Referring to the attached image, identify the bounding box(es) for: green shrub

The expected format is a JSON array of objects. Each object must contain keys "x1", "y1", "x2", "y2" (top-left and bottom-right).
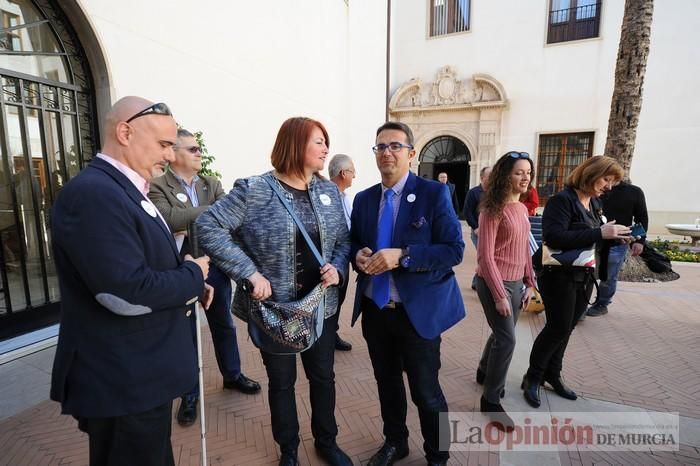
[
  {"x1": 648, "y1": 239, "x2": 700, "y2": 263},
  {"x1": 194, "y1": 131, "x2": 222, "y2": 180}
]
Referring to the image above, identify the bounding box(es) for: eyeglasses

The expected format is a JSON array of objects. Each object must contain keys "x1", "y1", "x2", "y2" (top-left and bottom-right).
[
  {"x1": 125, "y1": 102, "x2": 172, "y2": 123},
  {"x1": 372, "y1": 142, "x2": 414, "y2": 154},
  {"x1": 506, "y1": 151, "x2": 530, "y2": 159},
  {"x1": 176, "y1": 145, "x2": 202, "y2": 154}
]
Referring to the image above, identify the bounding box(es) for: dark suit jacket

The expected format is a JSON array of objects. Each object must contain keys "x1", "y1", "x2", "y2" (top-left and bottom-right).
[
  {"x1": 350, "y1": 172, "x2": 466, "y2": 339},
  {"x1": 148, "y1": 170, "x2": 225, "y2": 233},
  {"x1": 446, "y1": 182, "x2": 459, "y2": 214},
  {"x1": 50, "y1": 157, "x2": 205, "y2": 418}
]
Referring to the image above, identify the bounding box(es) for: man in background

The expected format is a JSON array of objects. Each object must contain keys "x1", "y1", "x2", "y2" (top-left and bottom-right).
[
  {"x1": 437, "y1": 172, "x2": 459, "y2": 215},
  {"x1": 328, "y1": 153, "x2": 355, "y2": 352},
  {"x1": 462, "y1": 166, "x2": 491, "y2": 290},
  {"x1": 149, "y1": 128, "x2": 261, "y2": 427},
  {"x1": 585, "y1": 180, "x2": 648, "y2": 317}
]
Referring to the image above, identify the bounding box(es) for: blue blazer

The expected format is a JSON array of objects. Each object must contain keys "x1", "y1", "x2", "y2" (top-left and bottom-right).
[
  {"x1": 350, "y1": 172, "x2": 466, "y2": 339},
  {"x1": 50, "y1": 157, "x2": 205, "y2": 418}
]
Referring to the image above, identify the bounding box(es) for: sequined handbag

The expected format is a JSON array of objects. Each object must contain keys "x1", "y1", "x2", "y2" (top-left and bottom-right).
[
  {"x1": 242, "y1": 280, "x2": 325, "y2": 354},
  {"x1": 241, "y1": 175, "x2": 328, "y2": 354}
]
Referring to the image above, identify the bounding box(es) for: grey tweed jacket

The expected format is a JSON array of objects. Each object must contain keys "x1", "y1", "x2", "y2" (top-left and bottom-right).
[{"x1": 196, "y1": 172, "x2": 350, "y2": 320}]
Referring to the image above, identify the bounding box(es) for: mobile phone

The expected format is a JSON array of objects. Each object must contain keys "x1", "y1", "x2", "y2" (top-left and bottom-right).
[{"x1": 630, "y1": 223, "x2": 646, "y2": 238}]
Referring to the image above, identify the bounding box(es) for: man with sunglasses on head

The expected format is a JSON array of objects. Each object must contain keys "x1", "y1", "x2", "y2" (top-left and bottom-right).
[
  {"x1": 50, "y1": 97, "x2": 213, "y2": 465},
  {"x1": 350, "y1": 122, "x2": 465, "y2": 466},
  {"x1": 149, "y1": 128, "x2": 261, "y2": 427}
]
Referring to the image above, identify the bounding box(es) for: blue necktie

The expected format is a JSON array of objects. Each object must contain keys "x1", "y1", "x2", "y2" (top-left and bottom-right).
[{"x1": 372, "y1": 189, "x2": 395, "y2": 309}]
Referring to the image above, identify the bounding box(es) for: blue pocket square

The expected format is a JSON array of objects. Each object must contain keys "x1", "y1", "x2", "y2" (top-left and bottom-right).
[{"x1": 412, "y1": 217, "x2": 427, "y2": 228}]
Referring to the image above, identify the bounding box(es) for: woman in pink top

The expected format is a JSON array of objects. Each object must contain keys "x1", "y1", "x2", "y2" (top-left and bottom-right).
[{"x1": 475, "y1": 151, "x2": 535, "y2": 431}]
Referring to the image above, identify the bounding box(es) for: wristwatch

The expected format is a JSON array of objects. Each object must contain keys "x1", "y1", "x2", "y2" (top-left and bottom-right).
[{"x1": 399, "y1": 247, "x2": 411, "y2": 268}]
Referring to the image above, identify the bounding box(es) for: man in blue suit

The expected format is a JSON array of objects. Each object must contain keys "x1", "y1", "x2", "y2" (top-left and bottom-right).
[
  {"x1": 350, "y1": 122, "x2": 465, "y2": 466},
  {"x1": 50, "y1": 96, "x2": 212, "y2": 466}
]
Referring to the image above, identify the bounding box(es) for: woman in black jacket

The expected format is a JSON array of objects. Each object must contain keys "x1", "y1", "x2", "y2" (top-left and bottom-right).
[{"x1": 522, "y1": 156, "x2": 631, "y2": 408}]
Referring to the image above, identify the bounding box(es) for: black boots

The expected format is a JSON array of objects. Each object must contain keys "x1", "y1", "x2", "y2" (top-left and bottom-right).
[
  {"x1": 480, "y1": 396, "x2": 514, "y2": 432},
  {"x1": 542, "y1": 375, "x2": 577, "y2": 400},
  {"x1": 279, "y1": 449, "x2": 299, "y2": 466},
  {"x1": 521, "y1": 374, "x2": 541, "y2": 408},
  {"x1": 522, "y1": 373, "x2": 577, "y2": 406}
]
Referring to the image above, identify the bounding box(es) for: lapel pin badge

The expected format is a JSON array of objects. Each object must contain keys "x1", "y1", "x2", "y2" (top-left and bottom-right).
[
  {"x1": 407, "y1": 193, "x2": 416, "y2": 203},
  {"x1": 176, "y1": 193, "x2": 188, "y2": 203},
  {"x1": 141, "y1": 200, "x2": 157, "y2": 218},
  {"x1": 319, "y1": 194, "x2": 331, "y2": 206}
]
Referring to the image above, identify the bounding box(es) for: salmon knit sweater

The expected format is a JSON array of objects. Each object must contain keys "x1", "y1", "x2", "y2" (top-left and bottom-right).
[{"x1": 477, "y1": 202, "x2": 535, "y2": 302}]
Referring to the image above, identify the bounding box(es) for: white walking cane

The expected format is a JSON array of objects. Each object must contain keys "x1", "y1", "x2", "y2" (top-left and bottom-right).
[
  {"x1": 194, "y1": 302, "x2": 208, "y2": 466},
  {"x1": 188, "y1": 223, "x2": 208, "y2": 466}
]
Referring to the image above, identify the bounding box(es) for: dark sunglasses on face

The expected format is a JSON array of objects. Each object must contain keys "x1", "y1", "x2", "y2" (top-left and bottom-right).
[
  {"x1": 372, "y1": 142, "x2": 414, "y2": 154},
  {"x1": 125, "y1": 102, "x2": 172, "y2": 123},
  {"x1": 177, "y1": 145, "x2": 202, "y2": 154},
  {"x1": 506, "y1": 151, "x2": 530, "y2": 159}
]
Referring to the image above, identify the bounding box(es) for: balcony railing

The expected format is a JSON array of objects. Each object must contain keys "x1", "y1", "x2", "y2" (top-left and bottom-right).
[{"x1": 547, "y1": 2, "x2": 601, "y2": 44}]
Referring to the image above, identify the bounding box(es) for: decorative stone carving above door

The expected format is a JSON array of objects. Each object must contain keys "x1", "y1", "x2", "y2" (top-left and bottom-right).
[
  {"x1": 390, "y1": 66, "x2": 507, "y2": 110},
  {"x1": 388, "y1": 66, "x2": 508, "y2": 187}
]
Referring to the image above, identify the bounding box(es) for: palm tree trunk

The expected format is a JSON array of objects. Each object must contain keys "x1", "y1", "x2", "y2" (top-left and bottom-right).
[{"x1": 604, "y1": 0, "x2": 654, "y2": 179}]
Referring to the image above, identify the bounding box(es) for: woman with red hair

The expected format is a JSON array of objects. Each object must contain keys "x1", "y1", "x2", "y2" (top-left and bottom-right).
[{"x1": 197, "y1": 117, "x2": 351, "y2": 466}]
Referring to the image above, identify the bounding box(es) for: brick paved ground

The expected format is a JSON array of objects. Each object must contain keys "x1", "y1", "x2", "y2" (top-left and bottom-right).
[{"x1": 1, "y1": 225, "x2": 699, "y2": 465}]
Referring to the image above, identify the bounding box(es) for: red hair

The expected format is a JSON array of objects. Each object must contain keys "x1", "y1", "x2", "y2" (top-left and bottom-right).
[{"x1": 270, "y1": 117, "x2": 329, "y2": 179}]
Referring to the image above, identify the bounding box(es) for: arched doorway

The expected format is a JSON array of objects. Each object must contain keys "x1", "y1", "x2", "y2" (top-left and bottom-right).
[
  {"x1": 0, "y1": 0, "x2": 99, "y2": 339},
  {"x1": 418, "y1": 136, "x2": 471, "y2": 213}
]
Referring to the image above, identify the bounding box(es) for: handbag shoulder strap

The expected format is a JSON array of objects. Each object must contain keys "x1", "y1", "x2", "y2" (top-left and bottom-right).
[{"x1": 263, "y1": 175, "x2": 325, "y2": 267}]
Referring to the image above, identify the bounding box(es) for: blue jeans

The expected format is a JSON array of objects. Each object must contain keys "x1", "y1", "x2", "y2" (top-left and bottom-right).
[
  {"x1": 470, "y1": 229, "x2": 479, "y2": 288},
  {"x1": 185, "y1": 264, "x2": 240, "y2": 399},
  {"x1": 595, "y1": 243, "x2": 628, "y2": 307}
]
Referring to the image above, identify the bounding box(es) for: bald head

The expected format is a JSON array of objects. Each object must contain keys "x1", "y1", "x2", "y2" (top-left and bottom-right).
[
  {"x1": 101, "y1": 96, "x2": 177, "y2": 181},
  {"x1": 480, "y1": 166, "x2": 492, "y2": 187},
  {"x1": 103, "y1": 96, "x2": 154, "y2": 139}
]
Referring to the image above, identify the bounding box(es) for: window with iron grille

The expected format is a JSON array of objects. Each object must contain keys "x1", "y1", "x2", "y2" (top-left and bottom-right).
[
  {"x1": 429, "y1": 0, "x2": 470, "y2": 37},
  {"x1": 0, "y1": 0, "x2": 98, "y2": 339},
  {"x1": 547, "y1": 0, "x2": 601, "y2": 44},
  {"x1": 536, "y1": 132, "x2": 594, "y2": 204}
]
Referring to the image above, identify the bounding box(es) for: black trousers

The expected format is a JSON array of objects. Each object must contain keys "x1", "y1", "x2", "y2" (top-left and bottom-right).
[
  {"x1": 76, "y1": 401, "x2": 174, "y2": 466},
  {"x1": 527, "y1": 269, "x2": 594, "y2": 381},
  {"x1": 260, "y1": 312, "x2": 339, "y2": 453},
  {"x1": 361, "y1": 297, "x2": 449, "y2": 464},
  {"x1": 335, "y1": 275, "x2": 349, "y2": 332}
]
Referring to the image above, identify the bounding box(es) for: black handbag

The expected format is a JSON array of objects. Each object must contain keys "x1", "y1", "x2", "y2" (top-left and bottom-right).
[{"x1": 242, "y1": 175, "x2": 327, "y2": 355}]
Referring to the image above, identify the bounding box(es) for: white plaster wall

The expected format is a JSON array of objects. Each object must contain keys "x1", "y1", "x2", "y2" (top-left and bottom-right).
[
  {"x1": 346, "y1": 0, "x2": 390, "y2": 193},
  {"x1": 390, "y1": 0, "x2": 700, "y2": 228},
  {"x1": 77, "y1": 0, "x2": 385, "y2": 191}
]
